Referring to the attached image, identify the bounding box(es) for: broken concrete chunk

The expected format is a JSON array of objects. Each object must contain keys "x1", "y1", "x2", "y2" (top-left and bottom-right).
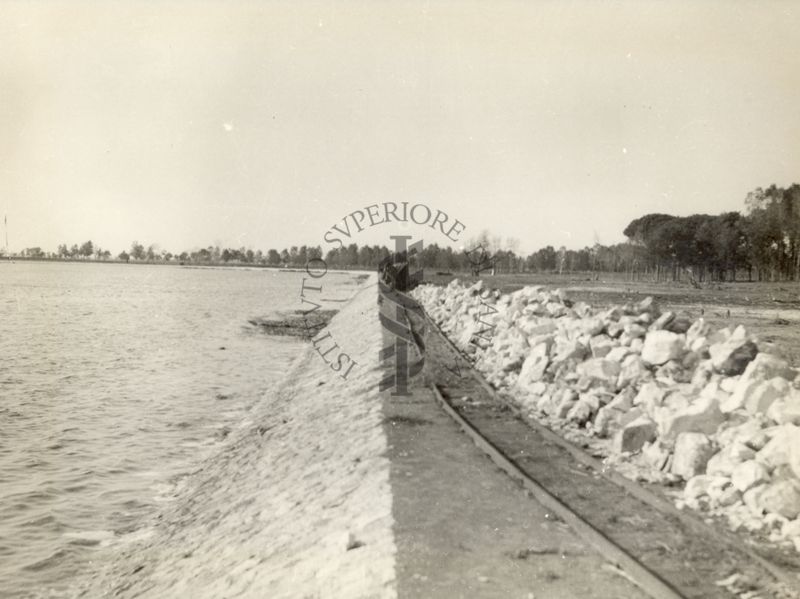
[
  {"x1": 690, "y1": 336, "x2": 709, "y2": 354},
  {"x1": 575, "y1": 358, "x2": 620, "y2": 389},
  {"x1": 636, "y1": 296, "x2": 657, "y2": 313},
  {"x1": 655, "y1": 392, "x2": 691, "y2": 424},
  {"x1": 518, "y1": 343, "x2": 550, "y2": 387},
  {"x1": 551, "y1": 338, "x2": 587, "y2": 365},
  {"x1": 536, "y1": 393, "x2": 555, "y2": 414},
  {"x1": 755, "y1": 480, "x2": 800, "y2": 520},
  {"x1": 613, "y1": 416, "x2": 657, "y2": 453},
  {"x1": 743, "y1": 484, "x2": 768, "y2": 515},
  {"x1": 624, "y1": 323, "x2": 647, "y2": 339},
  {"x1": 782, "y1": 518, "x2": 800, "y2": 541},
  {"x1": 589, "y1": 335, "x2": 615, "y2": 358},
  {"x1": 633, "y1": 382, "x2": 666, "y2": 412},
  {"x1": 744, "y1": 377, "x2": 790, "y2": 415},
  {"x1": 618, "y1": 407, "x2": 645, "y2": 428},
  {"x1": 700, "y1": 379, "x2": 728, "y2": 402},
  {"x1": 521, "y1": 381, "x2": 546, "y2": 398},
  {"x1": 707, "y1": 443, "x2": 757, "y2": 476},
  {"x1": 719, "y1": 377, "x2": 739, "y2": 394},
  {"x1": 659, "y1": 395, "x2": 725, "y2": 440},
  {"x1": 555, "y1": 389, "x2": 579, "y2": 419},
  {"x1": 580, "y1": 317, "x2": 606, "y2": 336},
  {"x1": 685, "y1": 474, "x2": 728, "y2": 501},
  {"x1": 672, "y1": 433, "x2": 715, "y2": 480},
  {"x1": 650, "y1": 311, "x2": 675, "y2": 331},
  {"x1": 593, "y1": 405, "x2": 622, "y2": 437},
  {"x1": 656, "y1": 360, "x2": 690, "y2": 384},
  {"x1": 741, "y1": 353, "x2": 796, "y2": 386},
  {"x1": 643, "y1": 441, "x2": 671, "y2": 471},
  {"x1": 545, "y1": 302, "x2": 567, "y2": 318},
  {"x1": 716, "y1": 417, "x2": 770, "y2": 452},
  {"x1": 710, "y1": 338, "x2": 758, "y2": 376},
  {"x1": 707, "y1": 479, "x2": 737, "y2": 506},
  {"x1": 566, "y1": 394, "x2": 601, "y2": 426},
  {"x1": 688, "y1": 360, "x2": 714, "y2": 390},
  {"x1": 721, "y1": 379, "x2": 759, "y2": 413},
  {"x1": 593, "y1": 389, "x2": 637, "y2": 437},
  {"x1": 605, "y1": 346, "x2": 631, "y2": 363},
  {"x1": 617, "y1": 356, "x2": 649, "y2": 388},
  {"x1": 756, "y1": 425, "x2": 800, "y2": 470},
  {"x1": 520, "y1": 320, "x2": 557, "y2": 337},
  {"x1": 731, "y1": 460, "x2": 770, "y2": 493},
  {"x1": 789, "y1": 430, "x2": 800, "y2": 480},
  {"x1": 664, "y1": 313, "x2": 693, "y2": 334},
  {"x1": 714, "y1": 485, "x2": 742, "y2": 507},
  {"x1": 607, "y1": 387, "x2": 636, "y2": 412},
  {"x1": 641, "y1": 330, "x2": 685, "y2": 366},
  {"x1": 686, "y1": 318, "x2": 712, "y2": 345},
  {"x1": 766, "y1": 387, "x2": 800, "y2": 425}
]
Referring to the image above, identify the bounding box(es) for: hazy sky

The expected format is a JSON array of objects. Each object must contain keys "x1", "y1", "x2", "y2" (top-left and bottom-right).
[{"x1": 2, "y1": 1, "x2": 799, "y2": 255}]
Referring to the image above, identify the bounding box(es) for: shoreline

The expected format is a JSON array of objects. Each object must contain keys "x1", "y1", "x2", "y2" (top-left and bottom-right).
[
  {"x1": 3, "y1": 257, "x2": 378, "y2": 273},
  {"x1": 75, "y1": 275, "x2": 398, "y2": 598}
]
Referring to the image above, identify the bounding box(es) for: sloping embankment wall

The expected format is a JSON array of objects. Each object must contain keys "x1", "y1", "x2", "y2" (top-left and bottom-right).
[{"x1": 79, "y1": 278, "x2": 396, "y2": 598}]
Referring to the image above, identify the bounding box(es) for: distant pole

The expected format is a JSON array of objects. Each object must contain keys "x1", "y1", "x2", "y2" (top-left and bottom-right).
[{"x1": 4, "y1": 214, "x2": 8, "y2": 259}]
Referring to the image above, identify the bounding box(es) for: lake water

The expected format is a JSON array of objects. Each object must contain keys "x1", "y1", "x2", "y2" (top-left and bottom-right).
[{"x1": 0, "y1": 262, "x2": 359, "y2": 597}]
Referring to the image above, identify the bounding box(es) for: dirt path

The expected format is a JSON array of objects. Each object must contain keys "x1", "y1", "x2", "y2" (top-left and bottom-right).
[
  {"x1": 380, "y1": 303, "x2": 649, "y2": 598},
  {"x1": 382, "y1": 391, "x2": 650, "y2": 598}
]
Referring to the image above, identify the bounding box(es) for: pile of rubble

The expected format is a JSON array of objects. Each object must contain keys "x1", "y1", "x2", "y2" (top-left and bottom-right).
[{"x1": 412, "y1": 279, "x2": 800, "y2": 553}]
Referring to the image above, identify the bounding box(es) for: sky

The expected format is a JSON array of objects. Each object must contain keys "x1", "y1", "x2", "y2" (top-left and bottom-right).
[{"x1": 2, "y1": 0, "x2": 799, "y2": 256}]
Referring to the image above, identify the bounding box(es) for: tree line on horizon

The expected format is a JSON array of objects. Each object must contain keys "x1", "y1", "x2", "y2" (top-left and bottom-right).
[
  {"x1": 11, "y1": 183, "x2": 800, "y2": 283},
  {"x1": 621, "y1": 184, "x2": 800, "y2": 283}
]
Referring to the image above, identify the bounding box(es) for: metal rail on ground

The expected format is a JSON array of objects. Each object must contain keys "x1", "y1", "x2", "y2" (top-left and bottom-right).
[{"x1": 429, "y1": 383, "x2": 685, "y2": 599}]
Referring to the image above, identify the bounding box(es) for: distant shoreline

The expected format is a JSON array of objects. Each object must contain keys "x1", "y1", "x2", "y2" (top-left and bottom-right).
[{"x1": 1, "y1": 256, "x2": 378, "y2": 273}]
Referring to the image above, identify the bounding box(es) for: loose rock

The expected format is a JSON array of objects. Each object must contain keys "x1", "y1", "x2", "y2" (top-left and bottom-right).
[
  {"x1": 671, "y1": 433, "x2": 714, "y2": 480},
  {"x1": 641, "y1": 331, "x2": 685, "y2": 366},
  {"x1": 731, "y1": 460, "x2": 770, "y2": 493},
  {"x1": 613, "y1": 416, "x2": 657, "y2": 453}
]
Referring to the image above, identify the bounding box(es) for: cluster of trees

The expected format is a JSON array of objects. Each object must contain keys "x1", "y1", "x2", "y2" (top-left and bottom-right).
[
  {"x1": 623, "y1": 213, "x2": 745, "y2": 282},
  {"x1": 17, "y1": 183, "x2": 800, "y2": 283},
  {"x1": 23, "y1": 241, "x2": 114, "y2": 260},
  {"x1": 116, "y1": 244, "x2": 329, "y2": 266},
  {"x1": 623, "y1": 184, "x2": 800, "y2": 282}
]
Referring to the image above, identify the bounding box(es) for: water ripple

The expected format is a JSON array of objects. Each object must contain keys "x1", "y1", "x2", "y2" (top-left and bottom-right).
[{"x1": 0, "y1": 262, "x2": 360, "y2": 596}]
